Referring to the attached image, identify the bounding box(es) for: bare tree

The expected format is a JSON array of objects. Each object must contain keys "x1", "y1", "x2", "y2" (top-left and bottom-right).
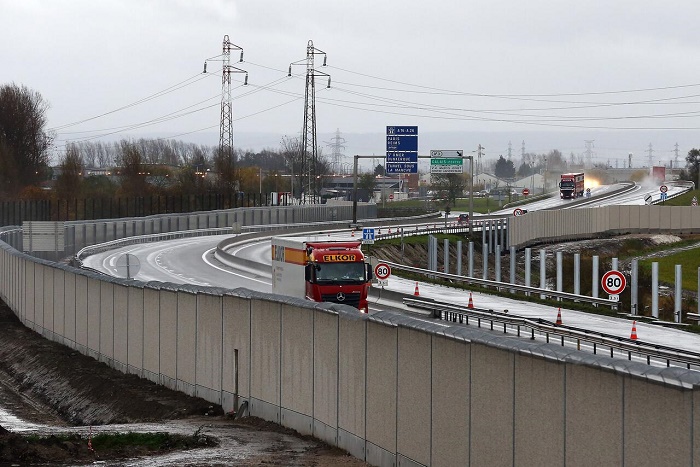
[
  {"x1": 0, "y1": 84, "x2": 53, "y2": 198},
  {"x1": 54, "y1": 143, "x2": 84, "y2": 200}
]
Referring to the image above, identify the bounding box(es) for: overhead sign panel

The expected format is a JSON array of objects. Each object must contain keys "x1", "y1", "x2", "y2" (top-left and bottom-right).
[
  {"x1": 430, "y1": 149, "x2": 464, "y2": 173},
  {"x1": 386, "y1": 125, "x2": 418, "y2": 173}
]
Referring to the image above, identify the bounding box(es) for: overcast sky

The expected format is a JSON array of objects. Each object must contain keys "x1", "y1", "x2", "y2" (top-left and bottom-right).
[{"x1": 4, "y1": 0, "x2": 700, "y2": 165}]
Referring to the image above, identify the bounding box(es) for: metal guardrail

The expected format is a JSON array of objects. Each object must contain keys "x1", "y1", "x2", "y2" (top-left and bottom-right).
[
  {"x1": 384, "y1": 260, "x2": 620, "y2": 309},
  {"x1": 403, "y1": 297, "x2": 700, "y2": 371}
]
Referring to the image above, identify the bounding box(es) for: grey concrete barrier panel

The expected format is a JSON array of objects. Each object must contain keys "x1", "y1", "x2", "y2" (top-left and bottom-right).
[
  {"x1": 565, "y1": 364, "x2": 623, "y2": 466},
  {"x1": 195, "y1": 292, "x2": 224, "y2": 403},
  {"x1": 41, "y1": 264, "x2": 55, "y2": 338},
  {"x1": 25, "y1": 259, "x2": 35, "y2": 326},
  {"x1": 34, "y1": 263, "x2": 45, "y2": 331},
  {"x1": 53, "y1": 267, "x2": 65, "y2": 338},
  {"x1": 470, "y1": 344, "x2": 514, "y2": 466},
  {"x1": 624, "y1": 378, "x2": 692, "y2": 466},
  {"x1": 514, "y1": 355, "x2": 565, "y2": 466},
  {"x1": 113, "y1": 283, "x2": 129, "y2": 372},
  {"x1": 365, "y1": 320, "x2": 398, "y2": 466},
  {"x1": 64, "y1": 270, "x2": 77, "y2": 345},
  {"x1": 221, "y1": 294, "x2": 252, "y2": 413},
  {"x1": 337, "y1": 312, "x2": 367, "y2": 460},
  {"x1": 176, "y1": 290, "x2": 197, "y2": 397},
  {"x1": 397, "y1": 327, "x2": 431, "y2": 466},
  {"x1": 86, "y1": 277, "x2": 102, "y2": 360},
  {"x1": 431, "y1": 335, "x2": 470, "y2": 467},
  {"x1": 249, "y1": 299, "x2": 283, "y2": 424},
  {"x1": 75, "y1": 274, "x2": 89, "y2": 352},
  {"x1": 98, "y1": 280, "x2": 115, "y2": 364},
  {"x1": 158, "y1": 287, "x2": 178, "y2": 390},
  {"x1": 313, "y1": 310, "x2": 340, "y2": 446},
  {"x1": 127, "y1": 286, "x2": 145, "y2": 377},
  {"x1": 142, "y1": 284, "x2": 161, "y2": 385},
  {"x1": 695, "y1": 392, "x2": 700, "y2": 467},
  {"x1": 281, "y1": 303, "x2": 314, "y2": 436}
]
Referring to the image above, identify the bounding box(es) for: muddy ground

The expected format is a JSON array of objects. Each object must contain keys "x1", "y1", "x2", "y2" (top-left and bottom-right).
[{"x1": 0, "y1": 302, "x2": 368, "y2": 466}]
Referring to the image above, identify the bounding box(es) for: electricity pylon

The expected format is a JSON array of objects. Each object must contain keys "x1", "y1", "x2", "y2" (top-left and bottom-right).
[
  {"x1": 203, "y1": 35, "x2": 248, "y2": 190},
  {"x1": 289, "y1": 40, "x2": 330, "y2": 203}
]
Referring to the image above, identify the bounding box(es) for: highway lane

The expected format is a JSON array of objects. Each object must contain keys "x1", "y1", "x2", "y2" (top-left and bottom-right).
[{"x1": 80, "y1": 182, "x2": 700, "y2": 358}]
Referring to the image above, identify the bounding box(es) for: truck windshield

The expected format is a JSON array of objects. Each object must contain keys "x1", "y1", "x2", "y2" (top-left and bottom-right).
[
  {"x1": 560, "y1": 181, "x2": 574, "y2": 188},
  {"x1": 315, "y1": 262, "x2": 366, "y2": 283}
]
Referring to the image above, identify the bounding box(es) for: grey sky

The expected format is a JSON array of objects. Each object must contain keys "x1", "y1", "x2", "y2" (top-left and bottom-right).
[{"x1": 3, "y1": 0, "x2": 700, "y2": 165}]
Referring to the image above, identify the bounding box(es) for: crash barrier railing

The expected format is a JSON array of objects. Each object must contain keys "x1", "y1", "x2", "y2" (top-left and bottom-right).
[
  {"x1": 384, "y1": 260, "x2": 619, "y2": 309},
  {"x1": 403, "y1": 296, "x2": 700, "y2": 371}
]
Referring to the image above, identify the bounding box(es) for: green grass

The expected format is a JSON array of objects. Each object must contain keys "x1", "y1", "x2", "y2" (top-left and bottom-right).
[
  {"x1": 639, "y1": 248, "x2": 700, "y2": 290},
  {"x1": 662, "y1": 188, "x2": 700, "y2": 206}
]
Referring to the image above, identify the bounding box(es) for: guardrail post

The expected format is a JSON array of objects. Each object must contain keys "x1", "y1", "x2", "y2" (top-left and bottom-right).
[
  {"x1": 592, "y1": 255, "x2": 599, "y2": 299},
  {"x1": 457, "y1": 241, "x2": 462, "y2": 276},
  {"x1": 556, "y1": 251, "x2": 563, "y2": 299},
  {"x1": 675, "y1": 265, "x2": 682, "y2": 323},
  {"x1": 489, "y1": 221, "x2": 494, "y2": 254},
  {"x1": 483, "y1": 242, "x2": 489, "y2": 280},
  {"x1": 525, "y1": 248, "x2": 531, "y2": 296},
  {"x1": 468, "y1": 241, "x2": 474, "y2": 278},
  {"x1": 652, "y1": 262, "x2": 659, "y2": 318},
  {"x1": 495, "y1": 244, "x2": 501, "y2": 283},
  {"x1": 540, "y1": 249, "x2": 546, "y2": 299},
  {"x1": 574, "y1": 253, "x2": 580, "y2": 296},
  {"x1": 443, "y1": 238, "x2": 450, "y2": 274},
  {"x1": 631, "y1": 259, "x2": 638, "y2": 315}
]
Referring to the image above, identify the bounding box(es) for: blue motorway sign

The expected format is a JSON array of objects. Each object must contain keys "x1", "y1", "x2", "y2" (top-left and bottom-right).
[
  {"x1": 362, "y1": 228, "x2": 375, "y2": 244},
  {"x1": 386, "y1": 152, "x2": 418, "y2": 163},
  {"x1": 386, "y1": 135, "x2": 418, "y2": 152},
  {"x1": 386, "y1": 126, "x2": 418, "y2": 135},
  {"x1": 386, "y1": 125, "x2": 418, "y2": 173},
  {"x1": 386, "y1": 162, "x2": 418, "y2": 174}
]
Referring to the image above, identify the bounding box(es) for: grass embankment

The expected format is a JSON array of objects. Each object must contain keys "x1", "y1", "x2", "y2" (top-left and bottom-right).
[
  {"x1": 386, "y1": 193, "x2": 550, "y2": 215},
  {"x1": 660, "y1": 188, "x2": 700, "y2": 206}
]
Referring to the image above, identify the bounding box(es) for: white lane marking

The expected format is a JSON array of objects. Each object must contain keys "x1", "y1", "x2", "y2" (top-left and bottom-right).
[{"x1": 201, "y1": 248, "x2": 271, "y2": 285}]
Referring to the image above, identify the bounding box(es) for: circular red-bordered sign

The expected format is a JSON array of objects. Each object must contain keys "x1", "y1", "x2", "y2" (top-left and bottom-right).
[
  {"x1": 601, "y1": 270, "x2": 626, "y2": 295},
  {"x1": 660, "y1": 185, "x2": 668, "y2": 193},
  {"x1": 374, "y1": 263, "x2": 391, "y2": 280},
  {"x1": 522, "y1": 188, "x2": 530, "y2": 196},
  {"x1": 513, "y1": 208, "x2": 524, "y2": 216}
]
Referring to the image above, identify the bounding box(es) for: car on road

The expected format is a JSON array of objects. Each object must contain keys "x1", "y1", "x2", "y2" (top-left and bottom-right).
[{"x1": 457, "y1": 213, "x2": 469, "y2": 224}]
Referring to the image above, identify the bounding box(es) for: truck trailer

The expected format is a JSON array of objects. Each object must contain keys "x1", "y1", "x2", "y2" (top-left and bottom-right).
[
  {"x1": 559, "y1": 172, "x2": 585, "y2": 199},
  {"x1": 271, "y1": 236, "x2": 373, "y2": 312}
]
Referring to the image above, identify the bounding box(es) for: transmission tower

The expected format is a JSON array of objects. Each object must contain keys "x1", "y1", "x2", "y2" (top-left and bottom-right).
[
  {"x1": 289, "y1": 40, "x2": 330, "y2": 202},
  {"x1": 647, "y1": 143, "x2": 654, "y2": 167},
  {"x1": 584, "y1": 140, "x2": 595, "y2": 167},
  {"x1": 203, "y1": 35, "x2": 247, "y2": 188},
  {"x1": 521, "y1": 140, "x2": 526, "y2": 162},
  {"x1": 325, "y1": 128, "x2": 346, "y2": 174},
  {"x1": 507, "y1": 141, "x2": 512, "y2": 160},
  {"x1": 477, "y1": 144, "x2": 485, "y2": 174},
  {"x1": 674, "y1": 142, "x2": 680, "y2": 169}
]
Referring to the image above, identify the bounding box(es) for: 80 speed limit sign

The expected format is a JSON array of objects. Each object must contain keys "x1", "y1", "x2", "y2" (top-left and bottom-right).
[
  {"x1": 374, "y1": 263, "x2": 391, "y2": 280},
  {"x1": 601, "y1": 270, "x2": 627, "y2": 295}
]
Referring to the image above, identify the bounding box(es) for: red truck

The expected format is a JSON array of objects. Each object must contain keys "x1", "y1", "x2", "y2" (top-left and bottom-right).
[
  {"x1": 651, "y1": 166, "x2": 666, "y2": 185},
  {"x1": 271, "y1": 236, "x2": 373, "y2": 312},
  {"x1": 559, "y1": 173, "x2": 585, "y2": 199}
]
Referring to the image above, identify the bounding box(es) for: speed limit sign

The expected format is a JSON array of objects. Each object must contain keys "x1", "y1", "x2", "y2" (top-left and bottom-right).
[
  {"x1": 374, "y1": 262, "x2": 391, "y2": 280},
  {"x1": 601, "y1": 270, "x2": 627, "y2": 295}
]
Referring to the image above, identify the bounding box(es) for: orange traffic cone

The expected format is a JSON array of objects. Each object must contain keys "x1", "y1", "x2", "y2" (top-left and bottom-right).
[
  {"x1": 630, "y1": 321, "x2": 638, "y2": 340},
  {"x1": 467, "y1": 292, "x2": 474, "y2": 309},
  {"x1": 414, "y1": 282, "x2": 420, "y2": 296},
  {"x1": 351, "y1": 229, "x2": 355, "y2": 237},
  {"x1": 555, "y1": 308, "x2": 562, "y2": 326}
]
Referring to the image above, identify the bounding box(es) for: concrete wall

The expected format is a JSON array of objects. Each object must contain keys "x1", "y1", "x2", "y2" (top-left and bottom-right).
[
  {"x1": 3, "y1": 241, "x2": 700, "y2": 466},
  {"x1": 509, "y1": 205, "x2": 700, "y2": 248}
]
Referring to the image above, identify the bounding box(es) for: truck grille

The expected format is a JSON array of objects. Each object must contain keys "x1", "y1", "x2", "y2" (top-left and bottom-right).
[{"x1": 321, "y1": 292, "x2": 361, "y2": 308}]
